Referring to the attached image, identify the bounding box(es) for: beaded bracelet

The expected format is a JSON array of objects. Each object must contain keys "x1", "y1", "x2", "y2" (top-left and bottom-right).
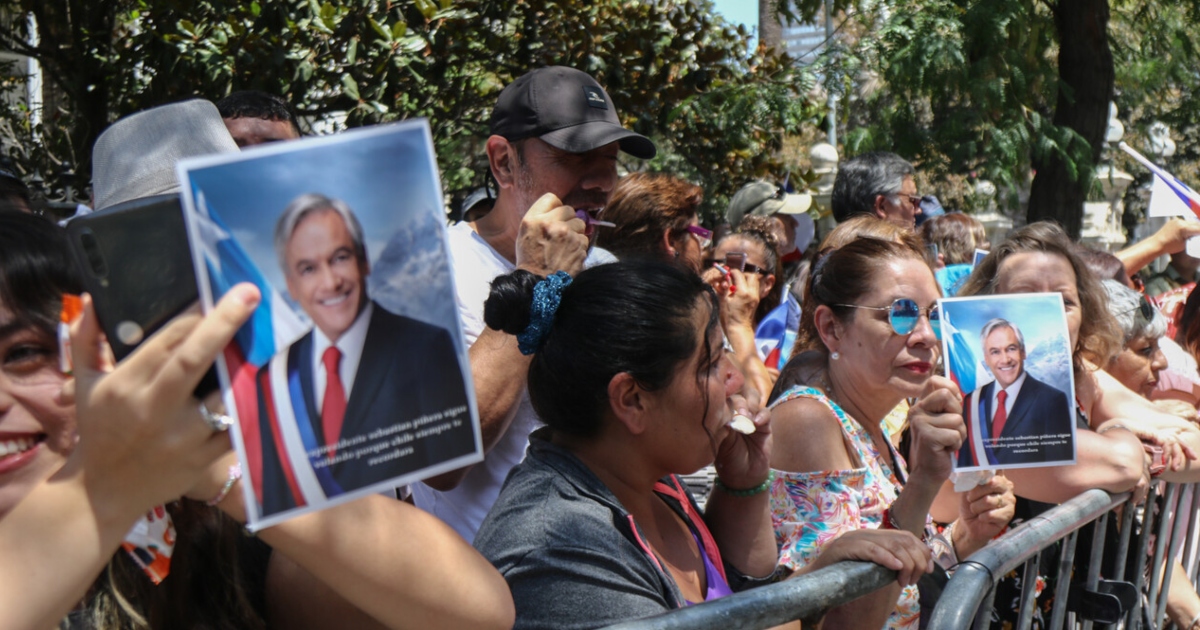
[
  {"x1": 714, "y1": 470, "x2": 775, "y2": 497},
  {"x1": 206, "y1": 463, "x2": 242, "y2": 507}
]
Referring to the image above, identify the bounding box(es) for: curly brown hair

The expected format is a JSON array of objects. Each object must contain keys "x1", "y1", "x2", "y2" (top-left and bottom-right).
[{"x1": 727, "y1": 214, "x2": 783, "y2": 323}]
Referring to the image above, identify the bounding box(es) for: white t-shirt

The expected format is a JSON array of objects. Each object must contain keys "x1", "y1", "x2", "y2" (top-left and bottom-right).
[{"x1": 412, "y1": 222, "x2": 611, "y2": 542}]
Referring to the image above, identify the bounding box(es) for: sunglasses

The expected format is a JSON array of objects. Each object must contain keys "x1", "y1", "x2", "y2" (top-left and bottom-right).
[
  {"x1": 704, "y1": 254, "x2": 771, "y2": 275},
  {"x1": 1126, "y1": 295, "x2": 1156, "y2": 326},
  {"x1": 891, "y1": 193, "x2": 922, "y2": 207},
  {"x1": 686, "y1": 224, "x2": 713, "y2": 249},
  {"x1": 835, "y1": 298, "x2": 941, "y2": 339}
]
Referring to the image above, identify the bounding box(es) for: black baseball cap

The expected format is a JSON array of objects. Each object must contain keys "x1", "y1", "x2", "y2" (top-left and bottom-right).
[{"x1": 490, "y1": 66, "x2": 656, "y2": 160}]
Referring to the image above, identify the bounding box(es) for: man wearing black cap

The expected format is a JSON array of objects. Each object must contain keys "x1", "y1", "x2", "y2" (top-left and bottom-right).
[{"x1": 413, "y1": 66, "x2": 655, "y2": 542}]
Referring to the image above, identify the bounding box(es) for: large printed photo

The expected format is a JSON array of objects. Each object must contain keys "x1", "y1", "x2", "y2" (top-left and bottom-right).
[
  {"x1": 941, "y1": 293, "x2": 1077, "y2": 471},
  {"x1": 178, "y1": 121, "x2": 482, "y2": 529}
]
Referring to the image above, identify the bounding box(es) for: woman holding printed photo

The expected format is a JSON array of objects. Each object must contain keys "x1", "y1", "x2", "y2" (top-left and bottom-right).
[
  {"x1": 768, "y1": 228, "x2": 1014, "y2": 630},
  {"x1": 0, "y1": 211, "x2": 513, "y2": 630}
]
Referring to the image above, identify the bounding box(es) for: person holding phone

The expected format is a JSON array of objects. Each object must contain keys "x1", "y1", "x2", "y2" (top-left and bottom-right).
[
  {"x1": 701, "y1": 215, "x2": 785, "y2": 400},
  {"x1": 0, "y1": 210, "x2": 515, "y2": 630}
]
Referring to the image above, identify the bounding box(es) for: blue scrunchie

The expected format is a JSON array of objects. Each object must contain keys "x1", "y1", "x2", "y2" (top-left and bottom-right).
[{"x1": 517, "y1": 271, "x2": 573, "y2": 355}]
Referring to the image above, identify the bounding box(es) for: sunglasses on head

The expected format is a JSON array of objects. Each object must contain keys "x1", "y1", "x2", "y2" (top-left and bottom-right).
[
  {"x1": 835, "y1": 298, "x2": 941, "y2": 339},
  {"x1": 704, "y1": 253, "x2": 771, "y2": 275},
  {"x1": 1126, "y1": 295, "x2": 1156, "y2": 326}
]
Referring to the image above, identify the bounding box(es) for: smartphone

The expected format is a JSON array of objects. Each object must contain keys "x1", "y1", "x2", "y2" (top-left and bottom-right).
[
  {"x1": 66, "y1": 194, "x2": 219, "y2": 397},
  {"x1": 724, "y1": 251, "x2": 747, "y2": 272}
]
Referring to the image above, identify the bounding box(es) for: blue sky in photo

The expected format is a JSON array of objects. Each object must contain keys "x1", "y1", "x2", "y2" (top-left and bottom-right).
[
  {"x1": 939, "y1": 293, "x2": 1074, "y2": 394},
  {"x1": 181, "y1": 121, "x2": 443, "y2": 290}
]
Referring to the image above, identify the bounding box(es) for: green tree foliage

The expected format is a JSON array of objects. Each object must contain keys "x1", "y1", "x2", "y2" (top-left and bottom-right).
[
  {"x1": 0, "y1": 0, "x2": 820, "y2": 219},
  {"x1": 782, "y1": 0, "x2": 1200, "y2": 236}
]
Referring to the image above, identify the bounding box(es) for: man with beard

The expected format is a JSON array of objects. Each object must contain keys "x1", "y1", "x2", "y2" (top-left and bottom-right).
[{"x1": 413, "y1": 66, "x2": 656, "y2": 542}]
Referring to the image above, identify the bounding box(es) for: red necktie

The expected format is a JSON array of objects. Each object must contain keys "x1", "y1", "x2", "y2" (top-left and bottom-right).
[
  {"x1": 992, "y1": 389, "x2": 1008, "y2": 438},
  {"x1": 321, "y1": 346, "x2": 346, "y2": 458}
]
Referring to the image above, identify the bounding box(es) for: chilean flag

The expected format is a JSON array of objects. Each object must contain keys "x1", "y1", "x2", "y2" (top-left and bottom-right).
[
  {"x1": 192, "y1": 191, "x2": 307, "y2": 503},
  {"x1": 942, "y1": 310, "x2": 981, "y2": 396},
  {"x1": 1119, "y1": 142, "x2": 1200, "y2": 220}
]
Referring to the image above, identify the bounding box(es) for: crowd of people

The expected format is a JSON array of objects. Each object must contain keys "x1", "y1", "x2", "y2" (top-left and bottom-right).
[{"x1": 5, "y1": 63, "x2": 1200, "y2": 630}]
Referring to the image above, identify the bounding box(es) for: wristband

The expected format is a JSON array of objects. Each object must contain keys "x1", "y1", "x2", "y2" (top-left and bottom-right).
[
  {"x1": 881, "y1": 506, "x2": 928, "y2": 542},
  {"x1": 1097, "y1": 423, "x2": 1130, "y2": 435},
  {"x1": 206, "y1": 463, "x2": 242, "y2": 507},
  {"x1": 714, "y1": 470, "x2": 775, "y2": 497}
]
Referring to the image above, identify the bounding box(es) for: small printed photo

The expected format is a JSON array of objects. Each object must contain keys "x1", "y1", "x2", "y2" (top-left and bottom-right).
[
  {"x1": 973, "y1": 248, "x2": 989, "y2": 268},
  {"x1": 178, "y1": 120, "x2": 481, "y2": 529},
  {"x1": 940, "y1": 293, "x2": 1076, "y2": 471}
]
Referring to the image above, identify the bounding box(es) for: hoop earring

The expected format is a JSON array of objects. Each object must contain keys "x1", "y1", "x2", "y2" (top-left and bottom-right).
[{"x1": 830, "y1": 351, "x2": 840, "y2": 360}]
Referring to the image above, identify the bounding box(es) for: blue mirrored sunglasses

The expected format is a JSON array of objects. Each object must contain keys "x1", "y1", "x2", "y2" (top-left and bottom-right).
[{"x1": 835, "y1": 298, "x2": 941, "y2": 339}]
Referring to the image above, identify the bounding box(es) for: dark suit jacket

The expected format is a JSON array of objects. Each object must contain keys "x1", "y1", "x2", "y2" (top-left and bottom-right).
[
  {"x1": 257, "y1": 303, "x2": 473, "y2": 515},
  {"x1": 956, "y1": 373, "x2": 1074, "y2": 468}
]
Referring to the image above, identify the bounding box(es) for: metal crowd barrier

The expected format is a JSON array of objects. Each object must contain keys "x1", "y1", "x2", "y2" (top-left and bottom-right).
[
  {"x1": 600, "y1": 483, "x2": 1200, "y2": 630},
  {"x1": 929, "y1": 483, "x2": 1196, "y2": 630},
  {"x1": 599, "y1": 560, "x2": 898, "y2": 630}
]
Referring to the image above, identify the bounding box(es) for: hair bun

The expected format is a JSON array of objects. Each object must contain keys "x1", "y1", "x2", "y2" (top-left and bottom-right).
[{"x1": 484, "y1": 270, "x2": 542, "y2": 335}]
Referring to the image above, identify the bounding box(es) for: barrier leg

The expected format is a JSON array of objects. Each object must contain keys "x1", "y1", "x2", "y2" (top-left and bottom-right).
[
  {"x1": 1149, "y1": 484, "x2": 1181, "y2": 628},
  {"x1": 1015, "y1": 552, "x2": 1043, "y2": 630},
  {"x1": 1081, "y1": 513, "x2": 1111, "y2": 630},
  {"x1": 1049, "y1": 530, "x2": 1080, "y2": 630},
  {"x1": 1129, "y1": 483, "x2": 1162, "y2": 630}
]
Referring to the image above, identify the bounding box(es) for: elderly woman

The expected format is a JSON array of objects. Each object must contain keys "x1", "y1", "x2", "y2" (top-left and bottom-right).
[
  {"x1": 768, "y1": 235, "x2": 1014, "y2": 629},
  {"x1": 595, "y1": 172, "x2": 709, "y2": 273},
  {"x1": 1099, "y1": 278, "x2": 1200, "y2": 630},
  {"x1": 475, "y1": 260, "x2": 933, "y2": 630},
  {"x1": 0, "y1": 212, "x2": 514, "y2": 630},
  {"x1": 1102, "y1": 279, "x2": 1170, "y2": 398}
]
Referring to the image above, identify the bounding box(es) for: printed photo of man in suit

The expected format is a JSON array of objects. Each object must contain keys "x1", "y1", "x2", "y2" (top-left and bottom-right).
[
  {"x1": 957, "y1": 318, "x2": 1073, "y2": 468},
  {"x1": 256, "y1": 193, "x2": 472, "y2": 514}
]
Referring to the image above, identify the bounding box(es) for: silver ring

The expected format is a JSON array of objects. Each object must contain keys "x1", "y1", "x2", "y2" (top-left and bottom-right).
[{"x1": 198, "y1": 401, "x2": 234, "y2": 432}]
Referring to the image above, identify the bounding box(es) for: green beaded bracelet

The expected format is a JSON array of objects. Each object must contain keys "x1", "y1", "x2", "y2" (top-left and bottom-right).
[{"x1": 714, "y1": 470, "x2": 775, "y2": 497}]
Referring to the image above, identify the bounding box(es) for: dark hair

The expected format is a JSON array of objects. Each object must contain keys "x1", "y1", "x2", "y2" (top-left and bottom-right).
[
  {"x1": 920, "y1": 212, "x2": 984, "y2": 265},
  {"x1": 1073, "y1": 245, "x2": 1132, "y2": 287},
  {"x1": 1177, "y1": 284, "x2": 1200, "y2": 360},
  {"x1": 82, "y1": 501, "x2": 269, "y2": 629},
  {"x1": 0, "y1": 167, "x2": 32, "y2": 213},
  {"x1": 215, "y1": 90, "x2": 301, "y2": 136},
  {"x1": 795, "y1": 236, "x2": 930, "y2": 357},
  {"x1": 958, "y1": 221, "x2": 1122, "y2": 370},
  {"x1": 725, "y1": 214, "x2": 783, "y2": 323},
  {"x1": 595, "y1": 172, "x2": 703, "y2": 265},
  {"x1": 0, "y1": 211, "x2": 81, "y2": 333},
  {"x1": 484, "y1": 261, "x2": 717, "y2": 439},
  {"x1": 831, "y1": 151, "x2": 915, "y2": 223}
]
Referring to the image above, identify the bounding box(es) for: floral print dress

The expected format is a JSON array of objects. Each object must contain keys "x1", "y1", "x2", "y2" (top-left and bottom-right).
[{"x1": 769, "y1": 385, "x2": 921, "y2": 630}]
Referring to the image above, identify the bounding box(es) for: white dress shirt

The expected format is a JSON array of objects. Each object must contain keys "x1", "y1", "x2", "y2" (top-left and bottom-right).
[
  {"x1": 990, "y1": 369, "x2": 1027, "y2": 429},
  {"x1": 310, "y1": 301, "x2": 373, "y2": 411}
]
